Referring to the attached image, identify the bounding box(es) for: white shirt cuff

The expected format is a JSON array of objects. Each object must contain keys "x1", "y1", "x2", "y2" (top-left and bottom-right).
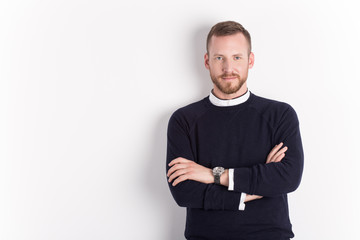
[
  {"x1": 239, "y1": 192, "x2": 246, "y2": 211},
  {"x1": 228, "y1": 168, "x2": 234, "y2": 191}
]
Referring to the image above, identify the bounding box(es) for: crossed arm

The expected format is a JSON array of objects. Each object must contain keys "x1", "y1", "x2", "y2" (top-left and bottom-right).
[
  {"x1": 167, "y1": 143, "x2": 288, "y2": 203},
  {"x1": 166, "y1": 105, "x2": 303, "y2": 210}
]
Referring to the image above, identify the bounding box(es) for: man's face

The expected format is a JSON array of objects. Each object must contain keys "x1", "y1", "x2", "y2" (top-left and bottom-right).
[{"x1": 205, "y1": 33, "x2": 254, "y2": 99}]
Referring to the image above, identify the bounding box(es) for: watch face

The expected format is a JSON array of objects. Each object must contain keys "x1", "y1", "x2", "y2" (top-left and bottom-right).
[{"x1": 213, "y1": 167, "x2": 224, "y2": 175}]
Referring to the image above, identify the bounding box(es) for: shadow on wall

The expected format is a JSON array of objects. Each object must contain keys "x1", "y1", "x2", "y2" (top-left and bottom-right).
[
  {"x1": 144, "y1": 24, "x2": 212, "y2": 240},
  {"x1": 145, "y1": 112, "x2": 186, "y2": 240}
]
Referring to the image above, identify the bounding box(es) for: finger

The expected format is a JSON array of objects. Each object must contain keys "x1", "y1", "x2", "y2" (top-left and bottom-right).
[
  {"x1": 168, "y1": 157, "x2": 182, "y2": 167},
  {"x1": 167, "y1": 163, "x2": 187, "y2": 177},
  {"x1": 267, "y1": 144, "x2": 281, "y2": 163},
  {"x1": 172, "y1": 175, "x2": 188, "y2": 186},
  {"x1": 168, "y1": 169, "x2": 188, "y2": 183},
  {"x1": 269, "y1": 146, "x2": 288, "y2": 163},
  {"x1": 271, "y1": 146, "x2": 288, "y2": 161},
  {"x1": 266, "y1": 143, "x2": 283, "y2": 163},
  {"x1": 168, "y1": 157, "x2": 190, "y2": 167},
  {"x1": 273, "y1": 153, "x2": 285, "y2": 162}
]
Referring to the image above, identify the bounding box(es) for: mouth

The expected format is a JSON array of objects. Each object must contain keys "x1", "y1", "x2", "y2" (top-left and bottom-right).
[{"x1": 221, "y1": 75, "x2": 238, "y2": 81}]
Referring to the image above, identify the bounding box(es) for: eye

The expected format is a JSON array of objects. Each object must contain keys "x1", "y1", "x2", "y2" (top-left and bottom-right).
[
  {"x1": 234, "y1": 56, "x2": 241, "y2": 60},
  {"x1": 215, "y1": 56, "x2": 223, "y2": 60}
]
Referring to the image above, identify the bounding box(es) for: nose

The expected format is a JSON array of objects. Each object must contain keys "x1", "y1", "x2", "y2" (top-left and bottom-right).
[{"x1": 222, "y1": 59, "x2": 233, "y2": 73}]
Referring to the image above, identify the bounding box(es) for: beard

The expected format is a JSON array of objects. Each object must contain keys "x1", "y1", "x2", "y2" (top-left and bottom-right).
[{"x1": 210, "y1": 72, "x2": 246, "y2": 95}]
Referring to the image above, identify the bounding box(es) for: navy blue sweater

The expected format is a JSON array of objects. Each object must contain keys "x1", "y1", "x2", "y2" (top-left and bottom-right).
[{"x1": 166, "y1": 92, "x2": 304, "y2": 240}]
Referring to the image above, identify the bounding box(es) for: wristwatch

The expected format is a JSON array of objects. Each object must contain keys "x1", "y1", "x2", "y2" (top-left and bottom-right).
[{"x1": 212, "y1": 167, "x2": 225, "y2": 185}]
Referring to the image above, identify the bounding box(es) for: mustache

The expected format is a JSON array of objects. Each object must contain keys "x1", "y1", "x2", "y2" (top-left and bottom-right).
[{"x1": 219, "y1": 73, "x2": 240, "y2": 78}]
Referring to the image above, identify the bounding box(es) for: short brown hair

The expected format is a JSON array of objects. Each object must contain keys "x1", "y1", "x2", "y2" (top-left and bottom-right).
[{"x1": 206, "y1": 21, "x2": 252, "y2": 55}]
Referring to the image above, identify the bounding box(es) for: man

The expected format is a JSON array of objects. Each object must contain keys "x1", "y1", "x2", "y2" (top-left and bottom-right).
[{"x1": 166, "y1": 21, "x2": 303, "y2": 240}]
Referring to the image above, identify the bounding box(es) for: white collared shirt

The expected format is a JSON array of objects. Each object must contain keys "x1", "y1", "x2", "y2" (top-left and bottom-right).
[{"x1": 209, "y1": 89, "x2": 250, "y2": 107}]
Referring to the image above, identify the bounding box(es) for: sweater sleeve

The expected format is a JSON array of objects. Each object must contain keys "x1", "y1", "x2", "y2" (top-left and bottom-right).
[
  {"x1": 232, "y1": 105, "x2": 304, "y2": 196},
  {"x1": 166, "y1": 111, "x2": 241, "y2": 210}
]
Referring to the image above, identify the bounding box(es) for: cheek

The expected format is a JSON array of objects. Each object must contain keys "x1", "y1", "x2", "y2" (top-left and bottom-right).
[
  {"x1": 234, "y1": 62, "x2": 248, "y2": 72},
  {"x1": 209, "y1": 62, "x2": 223, "y2": 71}
]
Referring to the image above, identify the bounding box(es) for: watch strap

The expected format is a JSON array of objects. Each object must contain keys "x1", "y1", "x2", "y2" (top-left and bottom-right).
[{"x1": 214, "y1": 174, "x2": 221, "y2": 184}]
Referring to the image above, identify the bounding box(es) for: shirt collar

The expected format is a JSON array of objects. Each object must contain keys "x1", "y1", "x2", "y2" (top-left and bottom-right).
[{"x1": 209, "y1": 89, "x2": 250, "y2": 107}]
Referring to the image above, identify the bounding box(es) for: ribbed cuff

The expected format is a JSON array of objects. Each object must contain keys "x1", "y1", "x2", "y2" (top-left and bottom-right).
[
  {"x1": 234, "y1": 167, "x2": 252, "y2": 194},
  {"x1": 223, "y1": 191, "x2": 242, "y2": 211}
]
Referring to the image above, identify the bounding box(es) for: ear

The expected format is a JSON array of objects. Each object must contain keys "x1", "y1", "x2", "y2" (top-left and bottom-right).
[
  {"x1": 204, "y1": 53, "x2": 210, "y2": 70},
  {"x1": 248, "y1": 52, "x2": 255, "y2": 69}
]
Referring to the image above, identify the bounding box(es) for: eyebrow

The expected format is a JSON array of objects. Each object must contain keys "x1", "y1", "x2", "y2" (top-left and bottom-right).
[{"x1": 213, "y1": 53, "x2": 244, "y2": 56}]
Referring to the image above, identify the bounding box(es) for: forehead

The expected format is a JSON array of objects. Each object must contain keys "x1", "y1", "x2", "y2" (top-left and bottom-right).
[{"x1": 208, "y1": 33, "x2": 249, "y2": 55}]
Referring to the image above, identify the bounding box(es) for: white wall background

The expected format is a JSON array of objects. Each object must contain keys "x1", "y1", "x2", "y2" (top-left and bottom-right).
[{"x1": 1, "y1": 0, "x2": 359, "y2": 239}]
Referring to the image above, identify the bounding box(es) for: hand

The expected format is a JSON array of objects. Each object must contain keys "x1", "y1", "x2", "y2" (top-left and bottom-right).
[
  {"x1": 246, "y1": 143, "x2": 288, "y2": 202},
  {"x1": 266, "y1": 142, "x2": 288, "y2": 164},
  {"x1": 244, "y1": 194, "x2": 263, "y2": 203},
  {"x1": 167, "y1": 157, "x2": 213, "y2": 186}
]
